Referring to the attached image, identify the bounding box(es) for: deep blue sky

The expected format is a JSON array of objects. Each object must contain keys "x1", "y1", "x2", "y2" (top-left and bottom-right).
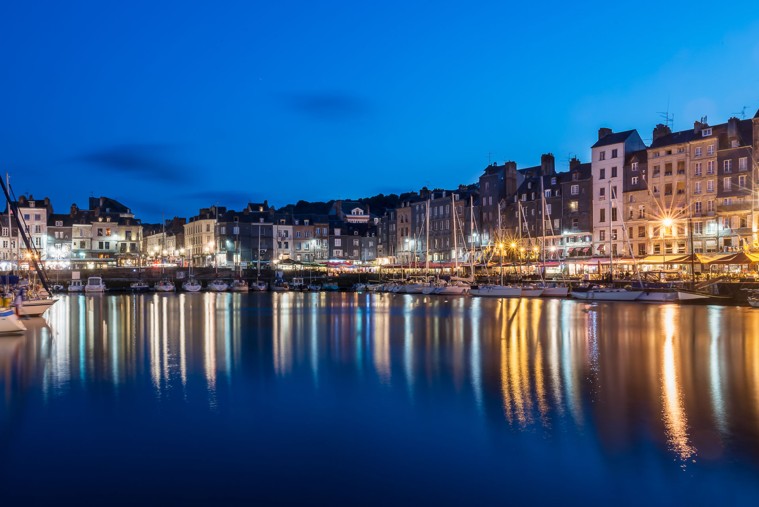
[{"x1": 2, "y1": 1, "x2": 758, "y2": 222}]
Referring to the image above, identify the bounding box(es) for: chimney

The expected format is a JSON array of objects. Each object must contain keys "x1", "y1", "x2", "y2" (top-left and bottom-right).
[
  {"x1": 569, "y1": 157, "x2": 581, "y2": 170},
  {"x1": 727, "y1": 117, "x2": 739, "y2": 140},
  {"x1": 694, "y1": 116, "x2": 709, "y2": 134},
  {"x1": 598, "y1": 128, "x2": 612, "y2": 140},
  {"x1": 540, "y1": 153, "x2": 555, "y2": 176},
  {"x1": 652, "y1": 123, "x2": 671, "y2": 141},
  {"x1": 70, "y1": 203, "x2": 78, "y2": 217}
]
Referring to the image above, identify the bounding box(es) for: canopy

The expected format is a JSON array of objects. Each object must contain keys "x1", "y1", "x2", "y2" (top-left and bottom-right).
[
  {"x1": 704, "y1": 251, "x2": 759, "y2": 265},
  {"x1": 637, "y1": 254, "x2": 707, "y2": 265}
]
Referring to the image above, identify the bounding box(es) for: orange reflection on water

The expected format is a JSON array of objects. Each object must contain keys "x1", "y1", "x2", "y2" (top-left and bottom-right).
[{"x1": 661, "y1": 305, "x2": 696, "y2": 461}]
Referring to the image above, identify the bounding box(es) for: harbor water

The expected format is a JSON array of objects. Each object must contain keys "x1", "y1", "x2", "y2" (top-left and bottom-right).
[{"x1": 1, "y1": 293, "x2": 759, "y2": 505}]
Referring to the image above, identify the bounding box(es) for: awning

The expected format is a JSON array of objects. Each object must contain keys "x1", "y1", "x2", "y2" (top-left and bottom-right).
[
  {"x1": 705, "y1": 252, "x2": 759, "y2": 265},
  {"x1": 639, "y1": 254, "x2": 690, "y2": 264}
]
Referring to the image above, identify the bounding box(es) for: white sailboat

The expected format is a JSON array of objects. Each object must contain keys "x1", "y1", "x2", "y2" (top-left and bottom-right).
[
  {"x1": 571, "y1": 182, "x2": 642, "y2": 301},
  {"x1": 182, "y1": 277, "x2": 202, "y2": 292},
  {"x1": 470, "y1": 200, "x2": 523, "y2": 298},
  {"x1": 207, "y1": 279, "x2": 229, "y2": 292},
  {"x1": 154, "y1": 278, "x2": 175, "y2": 292}
]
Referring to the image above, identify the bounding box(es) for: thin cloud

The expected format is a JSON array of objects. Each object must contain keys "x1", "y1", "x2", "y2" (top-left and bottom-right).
[
  {"x1": 281, "y1": 91, "x2": 371, "y2": 121},
  {"x1": 182, "y1": 190, "x2": 256, "y2": 204},
  {"x1": 70, "y1": 144, "x2": 193, "y2": 182}
]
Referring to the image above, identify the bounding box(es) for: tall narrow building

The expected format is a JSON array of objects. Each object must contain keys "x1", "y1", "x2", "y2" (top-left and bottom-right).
[{"x1": 591, "y1": 128, "x2": 646, "y2": 260}]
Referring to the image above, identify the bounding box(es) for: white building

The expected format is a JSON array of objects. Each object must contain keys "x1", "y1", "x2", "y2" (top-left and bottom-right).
[
  {"x1": 273, "y1": 218, "x2": 294, "y2": 261},
  {"x1": 591, "y1": 129, "x2": 646, "y2": 259}
]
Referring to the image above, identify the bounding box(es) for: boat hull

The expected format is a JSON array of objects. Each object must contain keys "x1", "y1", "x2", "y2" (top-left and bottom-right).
[
  {"x1": 637, "y1": 290, "x2": 679, "y2": 302},
  {"x1": 0, "y1": 308, "x2": 26, "y2": 334},
  {"x1": 18, "y1": 298, "x2": 57, "y2": 317},
  {"x1": 470, "y1": 286, "x2": 522, "y2": 298},
  {"x1": 541, "y1": 287, "x2": 569, "y2": 297},
  {"x1": 571, "y1": 290, "x2": 643, "y2": 301},
  {"x1": 433, "y1": 286, "x2": 469, "y2": 295}
]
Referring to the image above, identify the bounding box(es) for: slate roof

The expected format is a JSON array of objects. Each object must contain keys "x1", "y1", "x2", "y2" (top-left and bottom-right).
[
  {"x1": 625, "y1": 149, "x2": 648, "y2": 163},
  {"x1": 649, "y1": 130, "x2": 698, "y2": 149},
  {"x1": 591, "y1": 129, "x2": 638, "y2": 148}
]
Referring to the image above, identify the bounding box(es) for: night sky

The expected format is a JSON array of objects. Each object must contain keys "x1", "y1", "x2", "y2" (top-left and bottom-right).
[{"x1": 2, "y1": 1, "x2": 758, "y2": 221}]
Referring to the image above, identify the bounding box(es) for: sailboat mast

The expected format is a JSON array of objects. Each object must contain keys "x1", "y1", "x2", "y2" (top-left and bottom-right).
[
  {"x1": 425, "y1": 199, "x2": 430, "y2": 273},
  {"x1": 452, "y1": 193, "x2": 458, "y2": 272},
  {"x1": 540, "y1": 175, "x2": 546, "y2": 278},
  {"x1": 257, "y1": 223, "x2": 261, "y2": 279},
  {"x1": 498, "y1": 200, "x2": 503, "y2": 285},
  {"x1": 0, "y1": 176, "x2": 52, "y2": 293},
  {"x1": 469, "y1": 195, "x2": 475, "y2": 278},
  {"x1": 608, "y1": 180, "x2": 613, "y2": 280}
]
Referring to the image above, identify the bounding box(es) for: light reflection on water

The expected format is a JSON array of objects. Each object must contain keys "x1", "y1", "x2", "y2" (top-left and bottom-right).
[{"x1": 2, "y1": 293, "x2": 759, "y2": 503}]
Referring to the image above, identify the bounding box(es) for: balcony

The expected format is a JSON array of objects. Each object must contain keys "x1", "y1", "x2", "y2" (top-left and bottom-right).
[{"x1": 718, "y1": 203, "x2": 751, "y2": 212}]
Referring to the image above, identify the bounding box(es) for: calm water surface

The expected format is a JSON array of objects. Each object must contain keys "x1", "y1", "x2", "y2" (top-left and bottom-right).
[{"x1": 1, "y1": 293, "x2": 759, "y2": 505}]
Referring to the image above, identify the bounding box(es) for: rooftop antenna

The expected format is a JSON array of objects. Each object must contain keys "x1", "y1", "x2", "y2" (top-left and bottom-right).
[
  {"x1": 732, "y1": 106, "x2": 747, "y2": 119},
  {"x1": 657, "y1": 99, "x2": 674, "y2": 130},
  {"x1": 487, "y1": 151, "x2": 494, "y2": 165}
]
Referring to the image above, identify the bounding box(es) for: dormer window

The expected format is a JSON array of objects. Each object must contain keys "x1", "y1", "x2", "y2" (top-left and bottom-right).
[{"x1": 702, "y1": 128, "x2": 712, "y2": 137}]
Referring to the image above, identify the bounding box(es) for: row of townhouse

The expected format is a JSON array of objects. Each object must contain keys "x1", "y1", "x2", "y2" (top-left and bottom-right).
[
  {"x1": 177, "y1": 200, "x2": 379, "y2": 268},
  {"x1": 593, "y1": 110, "x2": 759, "y2": 259},
  {"x1": 374, "y1": 185, "x2": 482, "y2": 266},
  {"x1": 2, "y1": 195, "x2": 142, "y2": 269},
  {"x1": 372, "y1": 107, "x2": 759, "y2": 265}
]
